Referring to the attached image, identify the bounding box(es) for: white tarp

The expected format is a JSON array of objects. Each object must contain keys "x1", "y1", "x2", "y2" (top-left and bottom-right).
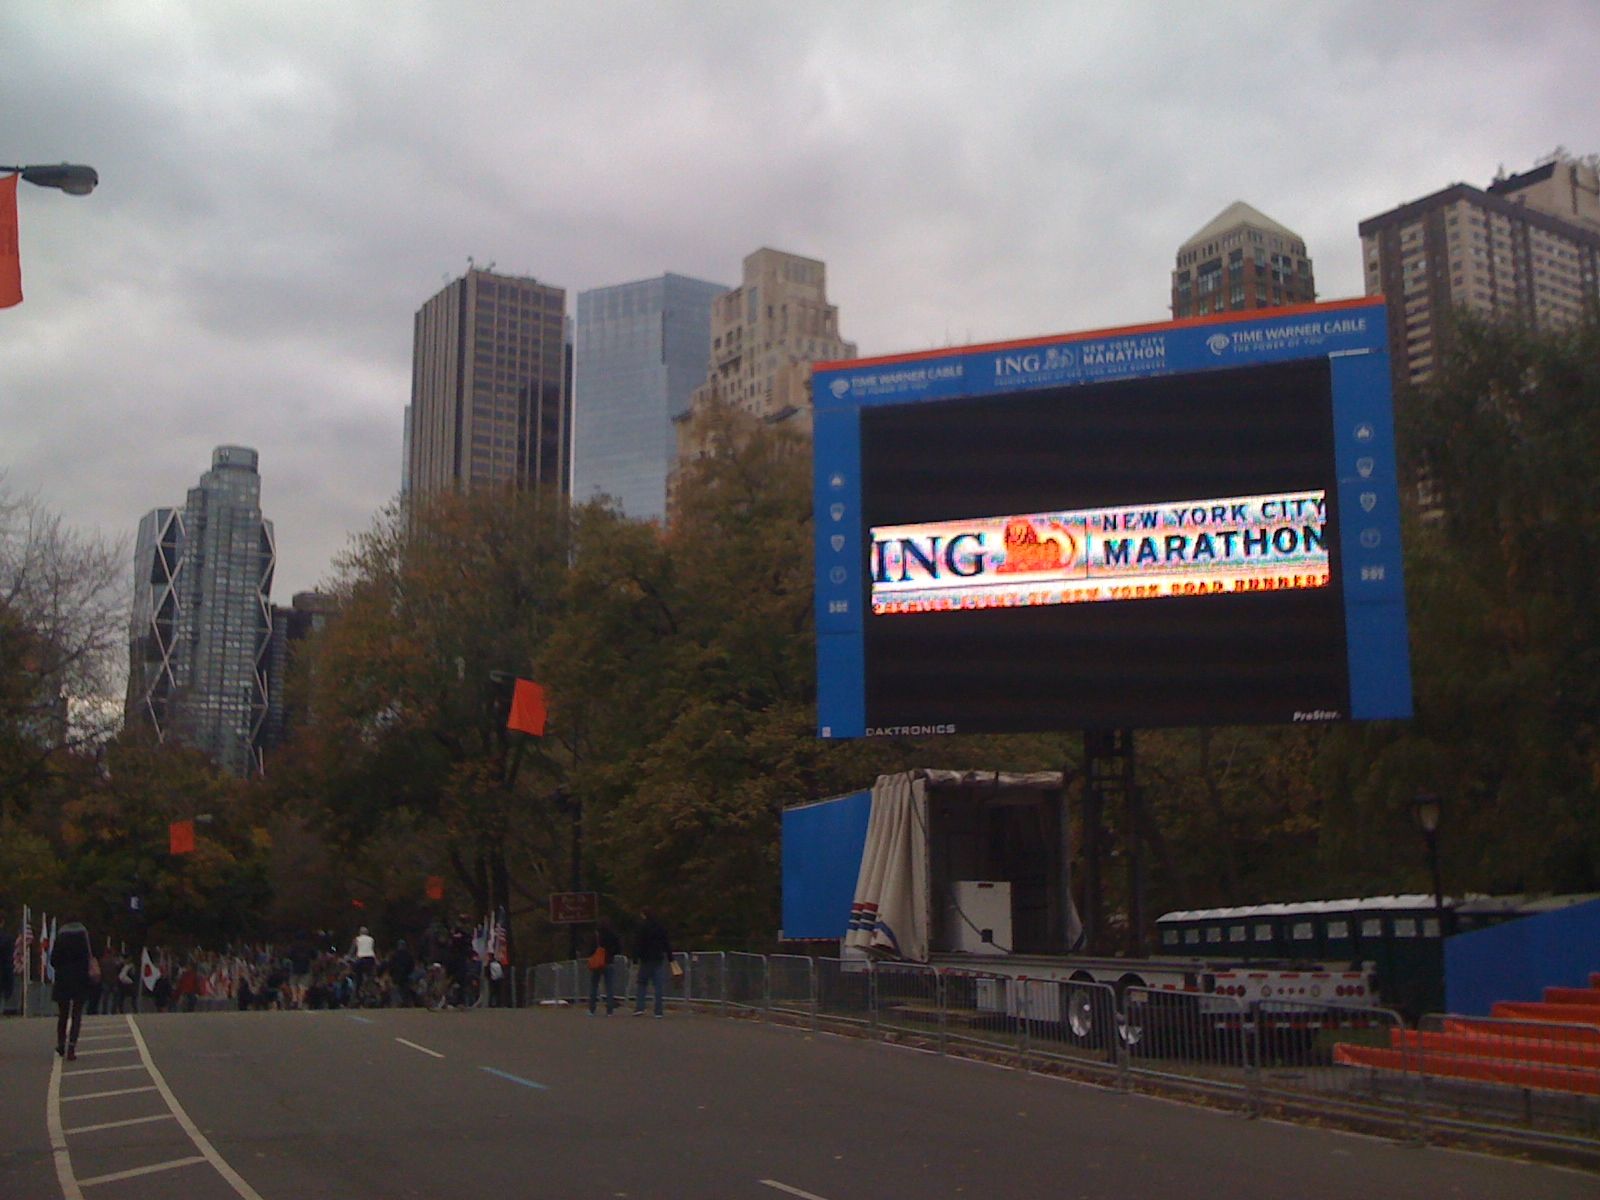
[
  {"x1": 844, "y1": 769, "x2": 1082, "y2": 961},
  {"x1": 844, "y1": 772, "x2": 930, "y2": 961}
]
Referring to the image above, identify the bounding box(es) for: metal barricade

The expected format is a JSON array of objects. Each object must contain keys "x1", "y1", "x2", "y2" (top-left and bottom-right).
[
  {"x1": 939, "y1": 968, "x2": 1022, "y2": 1058},
  {"x1": 767, "y1": 954, "x2": 817, "y2": 1026},
  {"x1": 1015, "y1": 977, "x2": 1121, "y2": 1071},
  {"x1": 725, "y1": 952, "x2": 767, "y2": 1013},
  {"x1": 1118, "y1": 988, "x2": 1254, "y2": 1098},
  {"x1": 687, "y1": 951, "x2": 726, "y2": 1007},
  {"x1": 1408, "y1": 1014, "x2": 1600, "y2": 1139},
  {"x1": 815, "y1": 956, "x2": 873, "y2": 1031},
  {"x1": 1243, "y1": 997, "x2": 1408, "y2": 1122},
  {"x1": 872, "y1": 961, "x2": 942, "y2": 1044}
]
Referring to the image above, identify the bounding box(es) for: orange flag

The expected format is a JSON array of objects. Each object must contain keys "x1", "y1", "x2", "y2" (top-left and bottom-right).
[
  {"x1": 425, "y1": 875, "x2": 445, "y2": 901},
  {"x1": 507, "y1": 678, "x2": 547, "y2": 736},
  {"x1": 0, "y1": 174, "x2": 21, "y2": 309},
  {"x1": 169, "y1": 819, "x2": 196, "y2": 855}
]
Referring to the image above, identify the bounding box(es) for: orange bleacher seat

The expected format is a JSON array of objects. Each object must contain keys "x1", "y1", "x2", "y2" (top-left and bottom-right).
[
  {"x1": 1333, "y1": 1042, "x2": 1600, "y2": 1095},
  {"x1": 1542, "y1": 985, "x2": 1600, "y2": 1006}
]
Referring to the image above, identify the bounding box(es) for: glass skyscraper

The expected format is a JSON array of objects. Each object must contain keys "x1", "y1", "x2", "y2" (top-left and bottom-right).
[
  {"x1": 573, "y1": 273, "x2": 727, "y2": 522},
  {"x1": 126, "y1": 446, "x2": 276, "y2": 777}
]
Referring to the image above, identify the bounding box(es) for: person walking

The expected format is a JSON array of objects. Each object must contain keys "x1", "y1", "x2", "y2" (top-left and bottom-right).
[
  {"x1": 114, "y1": 955, "x2": 136, "y2": 1014},
  {"x1": 350, "y1": 926, "x2": 378, "y2": 989},
  {"x1": 97, "y1": 947, "x2": 118, "y2": 1013},
  {"x1": 49, "y1": 921, "x2": 95, "y2": 1061},
  {"x1": 587, "y1": 918, "x2": 622, "y2": 1016},
  {"x1": 631, "y1": 908, "x2": 673, "y2": 1018}
]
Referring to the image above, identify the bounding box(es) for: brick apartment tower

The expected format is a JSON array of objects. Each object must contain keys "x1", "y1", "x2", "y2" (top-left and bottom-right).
[
  {"x1": 1358, "y1": 152, "x2": 1600, "y2": 391},
  {"x1": 1171, "y1": 202, "x2": 1316, "y2": 319}
]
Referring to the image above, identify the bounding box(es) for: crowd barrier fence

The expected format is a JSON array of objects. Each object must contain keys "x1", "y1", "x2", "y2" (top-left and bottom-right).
[{"x1": 524, "y1": 953, "x2": 1599, "y2": 1154}]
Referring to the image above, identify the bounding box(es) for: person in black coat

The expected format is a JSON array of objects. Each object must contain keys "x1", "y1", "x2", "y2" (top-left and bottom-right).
[
  {"x1": 50, "y1": 921, "x2": 95, "y2": 1060},
  {"x1": 631, "y1": 909, "x2": 673, "y2": 1018}
]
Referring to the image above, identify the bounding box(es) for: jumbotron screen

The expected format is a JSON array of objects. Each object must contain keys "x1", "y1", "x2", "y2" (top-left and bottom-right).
[{"x1": 813, "y1": 299, "x2": 1412, "y2": 736}]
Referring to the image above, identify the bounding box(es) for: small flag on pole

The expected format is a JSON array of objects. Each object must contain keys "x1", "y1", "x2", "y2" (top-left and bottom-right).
[
  {"x1": 0, "y1": 174, "x2": 21, "y2": 309},
  {"x1": 11, "y1": 906, "x2": 28, "y2": 975},
  {"x1": 506, "y1": 678, "x2": 547, "y2": 736},
  {"x1": 42, "y1": 916, "x2": 56, "y2": 983},
  {"x1": 140, "y1": 947, "x2": 162, "y2": 992},
  {"x1": 170, "y1": 819, "x2": 196, "y2": 855},
  {"x1": 492, "y1": 909, "x2": 509, "y2": 966}
]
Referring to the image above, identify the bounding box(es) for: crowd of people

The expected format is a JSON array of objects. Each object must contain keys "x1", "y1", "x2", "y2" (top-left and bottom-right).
[
  {"x1": 3, "y1": 912, "x2": 510, "y2": 1037},
  {"x1": 5, "y1": 906, "x2": 681, "y2": 1053}
]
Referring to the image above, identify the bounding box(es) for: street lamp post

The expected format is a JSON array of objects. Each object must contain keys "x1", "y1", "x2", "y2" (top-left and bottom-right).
[
  {"x1": 1, "y1": 163, "x2": 99, "y2": 196},
  {"x1": 1412, "y1": 791, "x2": 1450, "y2": 937},
  {"x1": 3, "y1": 162, "x2": 98, "y2": 309}
]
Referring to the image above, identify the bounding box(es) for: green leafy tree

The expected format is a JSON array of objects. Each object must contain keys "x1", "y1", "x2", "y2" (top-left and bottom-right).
[
  {"x1": 291, "y1": 487, "x2": 576, "y2": 952},
  {"x1": 1315, "y1": 315, "x2": 1600, "y2": 894}
]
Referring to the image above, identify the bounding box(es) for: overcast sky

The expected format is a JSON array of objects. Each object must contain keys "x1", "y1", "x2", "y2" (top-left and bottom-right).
[{"x1": 3, "y1": 1, "x2": 1596, "y2": 600}]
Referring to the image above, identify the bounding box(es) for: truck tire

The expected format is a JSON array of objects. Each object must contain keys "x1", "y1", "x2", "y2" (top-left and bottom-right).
[
  {"x1": 1065, "y1": 974, "x2": 1113, "y2": 1049},
  {"x1": 1114, "y1": 974, "x2": 1148, "y2": 1050}
]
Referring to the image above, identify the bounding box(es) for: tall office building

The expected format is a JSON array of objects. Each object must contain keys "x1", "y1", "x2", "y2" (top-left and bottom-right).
[
  {"x1": 1171, "y1": 202, "x2": 1316, "y2": 319},
  {"x1": 125, "y1": 446, "x2": 276, "y2": 777},
  {"x1": 671, "y1": 248, "x2": 855, "y2": 502},
  {"x1": 572, "y1": 273, "x2": 728, "y2": 521},
  {"x1": 1359, "y1": 153, "x2": 1600, "y2": 389},
  {"x1": 407, "y1": 267, "x2": 570, "y2": 500}
]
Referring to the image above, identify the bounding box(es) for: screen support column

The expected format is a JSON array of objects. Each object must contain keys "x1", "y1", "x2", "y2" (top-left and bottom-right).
[{"x1": 1082, "y1": 729, "x2": 1142, "y2": 956}]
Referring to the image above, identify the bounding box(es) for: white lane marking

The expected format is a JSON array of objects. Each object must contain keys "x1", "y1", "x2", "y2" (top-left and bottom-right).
[
  {"x1": 79, "y1": 1157, "x2": 208, "y2": 1188},
  {"x1": 47, "y1": 1054, "x2": 84, "y2": 1200},
  {"x1": 74, "y1": 1046, "x2": 140, "y2": 1057},
  {"x1": 62, "y1": 1086, "x2": 160, "y2": 1103},
  {"x1": 62, "y1": 1064, "x2": 146, "y2": 1077},
  {"x1": 76, "y1": 1034, "x2": 134, "y2": 1043},
  {"x1": 760, "y1": 1181, "x2": 833, "y2": 1200},
  {"x1": 395, "y1": 1037, "x2": 446, "y2": 1059},
  {"x1": 66, "y1": 1113, "x2": 178, "y2": 1135},
  {"x1": 126, "y1": 1015, "x2": 267, "y2": 1200}
]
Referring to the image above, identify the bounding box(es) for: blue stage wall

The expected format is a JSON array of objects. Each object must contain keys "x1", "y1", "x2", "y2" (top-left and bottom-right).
[{"x1": 1445, "y1": 897, "x2": 1600, "y2": 1015}]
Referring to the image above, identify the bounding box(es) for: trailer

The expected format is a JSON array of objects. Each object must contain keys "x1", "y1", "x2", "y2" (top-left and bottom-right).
[{"x1": 782, "y1": 770, "x2": 1380, "y2": 1043}]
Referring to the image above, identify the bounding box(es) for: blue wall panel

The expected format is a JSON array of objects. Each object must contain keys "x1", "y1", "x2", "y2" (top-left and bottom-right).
[
  {"x1": 781, "y1": 790, "x2": 872, "y2": 940},
  {"x1": 1445, "y1": 898, "x2": 1600, "y2": 1015}
]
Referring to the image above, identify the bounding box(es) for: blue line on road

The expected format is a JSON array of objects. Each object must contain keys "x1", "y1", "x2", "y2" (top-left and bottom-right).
[{"x1": 479, "y1": 1066, "x2": 547, "y2": 1090}]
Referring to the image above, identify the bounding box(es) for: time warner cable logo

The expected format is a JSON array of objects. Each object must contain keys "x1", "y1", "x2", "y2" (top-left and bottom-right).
[{"x1": 1206, "y1": 333, "x2": 1231, "y2": 356}]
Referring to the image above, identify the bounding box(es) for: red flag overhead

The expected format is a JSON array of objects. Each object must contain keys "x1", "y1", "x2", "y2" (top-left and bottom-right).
[
  {"x1": 0, "y1": 174, "x2": 21, "y2": 309},
  {"x1": 169, "y1": 819, "x2": 196, "y2": 855},
  {"x1": 507, "y1": 678, "x2": 547, "y2": 736}
]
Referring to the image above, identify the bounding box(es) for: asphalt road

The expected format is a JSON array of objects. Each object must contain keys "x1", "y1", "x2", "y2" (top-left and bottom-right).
[{"x1": 1, "y1": 1005, "x2": 1593, "y2": 1199}]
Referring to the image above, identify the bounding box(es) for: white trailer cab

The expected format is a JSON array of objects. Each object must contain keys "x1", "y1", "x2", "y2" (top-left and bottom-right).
[{"x1": 781, "y1": 769, "x2": 1379, "y2": 1032}]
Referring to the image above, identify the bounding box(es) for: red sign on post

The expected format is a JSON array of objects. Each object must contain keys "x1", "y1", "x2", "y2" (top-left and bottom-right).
[{"x1": 548, "y1": 892, "x2": 598, "y2": 924}]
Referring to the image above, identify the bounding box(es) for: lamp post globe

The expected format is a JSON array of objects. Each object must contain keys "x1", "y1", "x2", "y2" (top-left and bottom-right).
[
  {"x1": 3, "y1": 163, "x2": 99, "y2": 196},
  {"x1": 1412, "y1": 790, "x2": 1441, "y2": 835}
]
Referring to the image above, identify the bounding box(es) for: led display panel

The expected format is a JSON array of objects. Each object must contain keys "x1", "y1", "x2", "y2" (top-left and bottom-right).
[{"x1": 813, "y1": 299, "x2": 1412, "y2": 737}]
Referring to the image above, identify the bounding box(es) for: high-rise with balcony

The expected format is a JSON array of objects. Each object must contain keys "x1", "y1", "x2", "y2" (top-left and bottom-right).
[
  {"x1": 1358, "y1": 153, "x2": 1600, "y2": 390},
  {"x1": 572, "y1": 273, "x2": 728, "y2": 522},
  {"x1": 407, "y1": 267, "x2": 570, "y2": 500},
  {"x1": 1171, "y1": 202, "x2": 1316, "y2": 319},
  {"x1": 125, "y1": 446, "x2": 276, "y2": 777}
]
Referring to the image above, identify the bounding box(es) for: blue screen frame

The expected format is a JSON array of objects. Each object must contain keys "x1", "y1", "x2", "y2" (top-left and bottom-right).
[{"x1": 813, "y1": 298, "x2": 1412, "y2": 738}]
